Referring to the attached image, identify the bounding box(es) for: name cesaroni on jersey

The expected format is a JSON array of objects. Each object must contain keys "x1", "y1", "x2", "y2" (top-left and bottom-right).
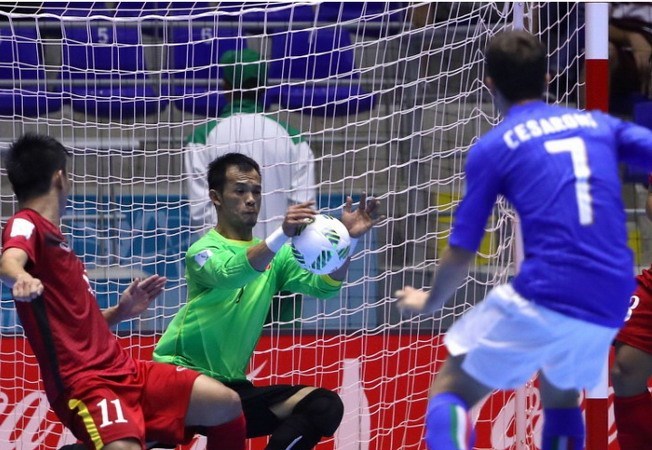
[{"x1": 503, "y1": 112, "x2": 598, "y2": 150}]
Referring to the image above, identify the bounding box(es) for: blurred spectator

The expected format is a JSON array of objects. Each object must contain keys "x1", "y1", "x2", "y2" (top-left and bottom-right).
[
  {"x1": 539, "y1": 3, "x2": 585, "y2": 105},
  {"x1": 609, "y1": 3, "x2": 652, "y2": 114}
]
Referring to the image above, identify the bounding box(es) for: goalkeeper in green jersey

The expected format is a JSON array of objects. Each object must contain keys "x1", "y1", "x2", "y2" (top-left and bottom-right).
[{"x1": 154, "y1": 152, "x2": 382, "y2": 450}]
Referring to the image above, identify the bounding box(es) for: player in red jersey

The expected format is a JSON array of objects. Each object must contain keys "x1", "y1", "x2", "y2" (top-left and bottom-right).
[
  {"x1": 611, "y1": 173, "x2": 652, "y2": 450},
  {"x1": 0, "y1": 134, "x2": 246, "y2": 450}
]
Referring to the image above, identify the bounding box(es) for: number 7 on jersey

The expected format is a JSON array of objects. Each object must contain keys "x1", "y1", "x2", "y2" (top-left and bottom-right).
[{"x1": 544, "y1": 136, "x2": 593, "y2": 225}]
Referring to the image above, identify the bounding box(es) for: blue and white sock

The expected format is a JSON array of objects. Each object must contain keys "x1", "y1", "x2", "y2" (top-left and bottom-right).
[
  {"x1": 542, "y1": 407, "x2": 584, "y2": 450},
  {"x1": 425, "y1": 392, "x2": 475, "y2": 450}
]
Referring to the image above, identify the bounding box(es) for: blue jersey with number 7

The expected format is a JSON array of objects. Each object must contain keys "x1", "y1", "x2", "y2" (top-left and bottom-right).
[{"x1": 450, "y1": 100, "x2": 652, "y2": 327}]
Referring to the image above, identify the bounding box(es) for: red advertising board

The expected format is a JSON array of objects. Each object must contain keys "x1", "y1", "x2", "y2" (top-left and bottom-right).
[{"x1": 0, "y1": 334, "x2": 620, "y2": 449}]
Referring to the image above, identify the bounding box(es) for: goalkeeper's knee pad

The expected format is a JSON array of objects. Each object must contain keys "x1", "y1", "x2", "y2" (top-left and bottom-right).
[{"x1": 293, "y1": 388, "x2": 344, "y2": 437}]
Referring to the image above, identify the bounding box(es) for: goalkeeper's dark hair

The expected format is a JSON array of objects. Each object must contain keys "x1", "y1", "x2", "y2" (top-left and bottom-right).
[
  {"x1": 208, "y1": 152, "x2": 261, "y2": 193},
  {"x1": 485, "y1": 30, "x2": 547, "y2": 102},
  {"x1": 4, "y1": 134, "x2": 70, "y2": 202}
]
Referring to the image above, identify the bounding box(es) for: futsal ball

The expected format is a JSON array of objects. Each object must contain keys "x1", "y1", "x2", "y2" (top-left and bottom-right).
[{"x1": 291, "y1": 214, "x2": 352, "y2": 275}]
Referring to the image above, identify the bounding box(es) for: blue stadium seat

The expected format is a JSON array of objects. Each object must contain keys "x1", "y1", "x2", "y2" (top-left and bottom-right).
[
  {"x1": 218, "y1": 2, "x2": 314, "y2": 28},
  {"x1": 268, "y1": 27, "x2": 376, "y2": 116},
  {"x1": 114, "y1": 1, "x2": 167, "y2": 17},
  {"x1": 167, "y1": 22, "x2": 246, "y2": 117},
  {"x1": 114, "y1": 1, "x2": 167, "y2": 36},
  {"x1": 166, "y1": 1, "x2": 216, "y2": 16},
  {"x1": 52, "y1": 2, "x2": 166, "y2": 119},
  {"x1": 0, "y1": 24, "x2": 62, "y2": 116},
  {"x1": 114, "y1": 2, "x2": 217, "y2": 36},
  {"x1": 42, "y1": 1, "x2": 105, "y2": 17},
  {"x1": 315, "y1": 2, "x2": 405, "y2": 37},
  {"x1": 152, "y1": 2, "x2": 238, "y2": 116}
]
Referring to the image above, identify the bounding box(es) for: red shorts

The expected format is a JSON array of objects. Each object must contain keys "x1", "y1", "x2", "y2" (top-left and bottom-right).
[
  {"x1": 615, "y1": 276, "x2": 652, "y2": 354},
  {"x1": 51, "y1": 360, "x2": 200, "y2": 448}
]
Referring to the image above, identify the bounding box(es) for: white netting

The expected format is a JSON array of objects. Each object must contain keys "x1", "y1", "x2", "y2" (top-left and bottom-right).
[{"x1": 0, "y1": 2, "x2": 591, "y2": 449}]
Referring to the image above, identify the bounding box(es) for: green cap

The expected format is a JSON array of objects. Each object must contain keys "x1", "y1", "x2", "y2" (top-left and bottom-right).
[{"x1": 220, "y1": 49, "x2": 267, "y2": 88}]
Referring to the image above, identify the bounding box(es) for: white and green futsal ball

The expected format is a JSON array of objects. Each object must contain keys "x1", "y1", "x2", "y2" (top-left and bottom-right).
[{"x1": 291, "y1": 214, "x2": 351, "y2": 275}]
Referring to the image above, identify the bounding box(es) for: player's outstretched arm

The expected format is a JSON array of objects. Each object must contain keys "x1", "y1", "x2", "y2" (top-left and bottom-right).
[
  {"x1": 103, "y1": 275, "x2": 167, "y2": 326},
  {"x1": 0, "y1": 247, "x2": 43, "y2": 302},
  {"x1": 396, "y1": 245, "x2": 474, "y2": 314}
]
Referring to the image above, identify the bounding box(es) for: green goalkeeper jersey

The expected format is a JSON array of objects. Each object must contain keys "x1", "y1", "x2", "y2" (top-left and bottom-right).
[{"x1": 153, "y1": 229, "x2": 342, "y2": 382}]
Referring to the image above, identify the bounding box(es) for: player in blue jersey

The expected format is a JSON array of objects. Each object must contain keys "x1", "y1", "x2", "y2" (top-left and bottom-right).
[{"x1": 396, "y1": 30, "x2": 652, "y2": 450}]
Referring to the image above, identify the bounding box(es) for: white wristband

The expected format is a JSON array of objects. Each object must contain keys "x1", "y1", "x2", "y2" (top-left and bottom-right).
[
  {"x1": 348, "y1": 237, "x2": 359, "y2": 256},
  {"x1": 265, "y1": 227, "x2": 289, "y2": 253}
]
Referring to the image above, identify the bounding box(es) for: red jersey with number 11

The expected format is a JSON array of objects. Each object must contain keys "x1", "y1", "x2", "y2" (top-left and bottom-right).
[{"x1": 2, "y1": 209, "x2": 135, "y2": 402}]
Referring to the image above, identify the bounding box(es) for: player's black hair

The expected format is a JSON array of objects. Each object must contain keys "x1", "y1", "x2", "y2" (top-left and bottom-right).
[
  {"x1": 485, "y1": 30, "x2": 547, "y2": 102},
  {"x1": 207, "y1": 152, "x2": 261, "y2": 193},
  {"x1": 4, "y1": 133, "x2": 70, "y2": 202}
]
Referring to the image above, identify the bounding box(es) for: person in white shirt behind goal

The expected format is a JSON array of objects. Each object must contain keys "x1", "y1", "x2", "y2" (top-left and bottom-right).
[
  {"x1": 396, "y1": 30, "x2": 652, "y2": 450},
  {"x1": 184, "y1": 48, "x2": 316, "y2": 240}
]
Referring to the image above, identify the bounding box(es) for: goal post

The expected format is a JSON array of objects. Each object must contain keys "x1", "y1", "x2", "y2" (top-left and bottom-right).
[
  {"x1": 584, "y1": 4, "x2": 611, "y2": 450},
  {"x1": 0, "y1": 2, "x2": 615, "y2": 449}
]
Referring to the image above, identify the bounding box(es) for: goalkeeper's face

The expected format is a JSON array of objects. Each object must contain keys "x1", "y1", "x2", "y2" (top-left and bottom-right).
[{"x1": 214, "y1": 166, "x2": 262, "y2": 229}]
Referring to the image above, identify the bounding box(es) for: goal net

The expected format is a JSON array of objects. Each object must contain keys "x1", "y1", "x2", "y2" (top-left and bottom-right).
[{"x1": 0, "y1": 2, "x2": 596, "y2": 449}]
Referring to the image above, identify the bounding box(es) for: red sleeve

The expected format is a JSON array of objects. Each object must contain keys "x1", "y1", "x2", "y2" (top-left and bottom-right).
[{"x1": 2, "y1": 216, "x2": 38, "y2": 265}]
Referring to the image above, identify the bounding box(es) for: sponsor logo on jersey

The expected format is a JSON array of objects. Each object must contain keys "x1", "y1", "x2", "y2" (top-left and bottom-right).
[{"x1": 194, "y1": 249, "x2": 213, "y2": 268}]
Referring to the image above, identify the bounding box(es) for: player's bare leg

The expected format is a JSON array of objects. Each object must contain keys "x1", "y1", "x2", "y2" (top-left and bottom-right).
[
  {"x1": 612, "y1": 343, "x2": 652, "y2": 396},
  {"x1": 423, "y1": 355, "x2": 491, "y2": 450},
  {"x1": 611, "y1": 342, "x2": 652, "y2": 449},
  {"x1": 186, "y1": 375, "x2": 246, "y2": 450},
  {"x1": 538, "y1": 373, "x2": 583, "y2": 450},
  {"x1": 103, "y1": 439, "x2": 141, "y2": 450}
]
